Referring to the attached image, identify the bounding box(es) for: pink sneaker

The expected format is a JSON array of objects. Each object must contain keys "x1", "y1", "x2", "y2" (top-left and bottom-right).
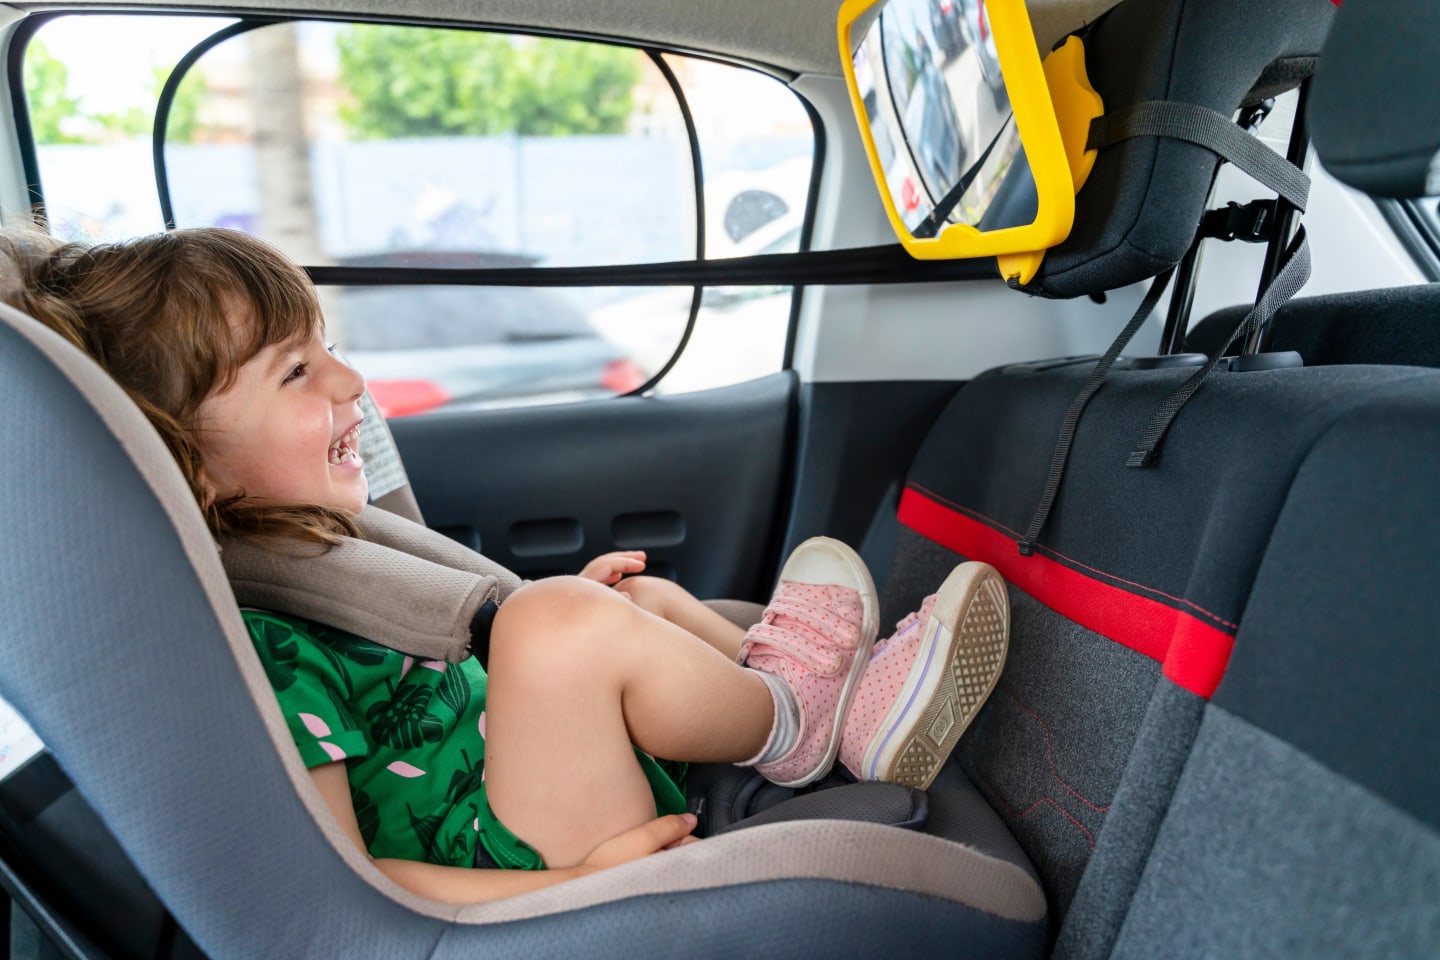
[
  {"x1": 839, "y1": 561, "x2": 1009, "y2": 789},
  {"x1": 739, "y1": 537, "x2": 878, "y2": 788}
]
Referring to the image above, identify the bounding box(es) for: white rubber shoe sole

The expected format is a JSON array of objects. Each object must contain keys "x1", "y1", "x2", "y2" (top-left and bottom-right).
[{"x1": 858, "y1": 561, "x2": 1010, "y2": 789}]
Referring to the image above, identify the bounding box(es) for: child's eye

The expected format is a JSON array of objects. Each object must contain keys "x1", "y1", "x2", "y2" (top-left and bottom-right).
[{"x1": 282, "y1": 362, "x2": 309, "y2": 386}]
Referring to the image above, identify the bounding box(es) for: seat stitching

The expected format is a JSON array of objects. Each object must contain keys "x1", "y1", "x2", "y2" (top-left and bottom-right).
[
  {"x1": 906, "y1": 482, "x2": 1240, "y2": 630},
  {"x1": 971, "y1": 768, "x2": 1097, "y2": 851},
  {"x1": 1000, "y1": 686, "x2": 1112, "y2": 814}
]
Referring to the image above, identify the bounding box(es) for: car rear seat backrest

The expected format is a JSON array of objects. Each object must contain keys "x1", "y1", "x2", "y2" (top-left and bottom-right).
[
  {"x1": 876, "y1": 0, "x2": 1333, "y2": 919},
  {"x1": 1184, "y1": 284, "x2": 1440, "y2": 367},
  {"x1": 881, "y1": 0, "x2": 1440, "y2": 955},
  {"x1": 1102, "y1": 1, "x2": 1440, "y2": 955},
  {"x1": 886, "y1": 359, "x2": 1434, "y2": 923},
  {"x1": 1104, "y1": 378, "x2": 1440, "y2": 958}
]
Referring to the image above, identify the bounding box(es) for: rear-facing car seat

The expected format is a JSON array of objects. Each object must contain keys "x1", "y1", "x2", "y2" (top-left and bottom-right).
[{"x1": 0, "y1": 294, "x2": 1046, "y2": 960}]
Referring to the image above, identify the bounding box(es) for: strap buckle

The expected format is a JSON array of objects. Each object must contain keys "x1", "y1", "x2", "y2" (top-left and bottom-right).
[{"x1": 1199, "y1": 200, "x2": 1278, "y2": 243}]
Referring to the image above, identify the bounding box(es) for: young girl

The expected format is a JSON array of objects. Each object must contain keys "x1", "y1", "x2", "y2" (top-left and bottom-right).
[{"x1": 1, "y1": 226, "x2": 1010, "y2": 904}]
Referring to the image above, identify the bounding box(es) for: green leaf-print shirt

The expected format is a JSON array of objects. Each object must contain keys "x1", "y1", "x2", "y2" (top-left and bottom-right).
[{"x1": 245, "y1": 610, "x2": 488, "y2": 868}]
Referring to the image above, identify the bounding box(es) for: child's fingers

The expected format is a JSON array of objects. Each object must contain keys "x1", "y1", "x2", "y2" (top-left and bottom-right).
[
  {"x1": 586, "y1": 813, "x2": 697, "y2": 868},
  {"x1": 662, "y1": 834, "x2": 702, "y2": 851}
]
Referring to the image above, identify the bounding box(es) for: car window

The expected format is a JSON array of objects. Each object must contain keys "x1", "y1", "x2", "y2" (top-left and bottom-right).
[
  {"x1": 1389, "y1": 193, "x2": 1440, "y2": 281},
  {"x1": 20, "y1": 15, "x2": 814, "y2": 414}
]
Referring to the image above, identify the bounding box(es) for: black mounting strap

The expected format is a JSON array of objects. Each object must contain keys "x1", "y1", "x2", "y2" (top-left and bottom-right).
[
  {"x1": 1088, "y1": 100, "x2": 1311, "y2": 211},
  {"x1": 1016, "y1": 268, "x2": 1175, "y2": 556},
  {"x1": 1126, "y1": 226, "x2": 1312, "y2": 468}
]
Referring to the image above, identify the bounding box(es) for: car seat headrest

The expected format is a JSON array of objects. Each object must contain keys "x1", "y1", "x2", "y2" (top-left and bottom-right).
[
  {"x1": 1022, "y1": 0, "x2": 1334, "y2": 298},
  {"x1": 1308, "y1": 0, "x2": 1440, "y2": 198}
]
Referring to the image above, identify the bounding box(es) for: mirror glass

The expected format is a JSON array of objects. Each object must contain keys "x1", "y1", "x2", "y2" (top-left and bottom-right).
[{"x1": 850, "y1": 0, "x2": 1038, "y2": 239}]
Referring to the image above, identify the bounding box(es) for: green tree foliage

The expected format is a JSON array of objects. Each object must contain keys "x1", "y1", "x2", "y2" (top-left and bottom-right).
[
  {"x1": 157, "y1": 66, "x2": 206, "y2": 144},
  {"x1": 336, "y1": 26, "x2": 641, "y2": 139},
  {"x1": 23, "y1": 41, "x2": 207, "y2": 144},
  {"x1": 23, "y1": 40, "x2": 83, "y2": 144}
]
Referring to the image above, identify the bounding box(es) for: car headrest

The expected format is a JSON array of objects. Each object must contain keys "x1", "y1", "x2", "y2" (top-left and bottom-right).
[
  {"x1": 1021, "y1": 0, "x2": 1334, "y2": 298},
  {"x1": 1308, "y1": 0, "x2": 1440, "y2": 198}
]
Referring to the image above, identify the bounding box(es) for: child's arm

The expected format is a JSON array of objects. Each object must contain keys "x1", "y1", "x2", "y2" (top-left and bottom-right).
[
  {"x1": 613, "y1": 576, "x2": 748, "y2": 661},
  {"x1": 308, "y1": 762, "x2": 696, "y2": 904},
  {"x1": 579, "y1": 550, "x2": 647, "y2": 585}
]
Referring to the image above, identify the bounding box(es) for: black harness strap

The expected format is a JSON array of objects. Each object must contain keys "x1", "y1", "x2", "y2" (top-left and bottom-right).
[{"x1": 1017, "y1": 268, "x2": 1175, "y2": 555}]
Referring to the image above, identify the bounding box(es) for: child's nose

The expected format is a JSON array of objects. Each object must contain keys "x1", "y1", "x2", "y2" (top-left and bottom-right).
[{"x1": 330, "y1": 352, "x2": 366, "y2": 401}]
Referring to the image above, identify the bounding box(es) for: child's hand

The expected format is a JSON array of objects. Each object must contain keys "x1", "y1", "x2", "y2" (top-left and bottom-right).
[
  {"x1": 576, "y1": 813, "x2": 698, "y2": 874},
  {"x1": 579, "y1": 550, "x2": 646, "y2": 585}
]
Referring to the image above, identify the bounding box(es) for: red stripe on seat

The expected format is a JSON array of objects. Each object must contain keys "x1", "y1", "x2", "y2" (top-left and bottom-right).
[{"x1": 897, "y1": 486, "x2": 1235, "y2": 698}]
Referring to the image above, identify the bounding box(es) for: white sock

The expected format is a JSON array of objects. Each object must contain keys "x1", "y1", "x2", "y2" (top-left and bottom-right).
[{"x1": 743, "y1": 670, "x2": 802, "y2": 767}]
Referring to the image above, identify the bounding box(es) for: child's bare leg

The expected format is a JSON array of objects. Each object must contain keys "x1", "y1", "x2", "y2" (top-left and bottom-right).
[
  {"x1": 613, "y1": 575, "x2": 748, "y2": 660},
  {"x1": 483, "y1": 576, "x2": 772, "y2": 869}
]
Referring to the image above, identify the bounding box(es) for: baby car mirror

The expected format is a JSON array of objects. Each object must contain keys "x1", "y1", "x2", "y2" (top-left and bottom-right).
[{"x1": 838, "y1": 0, "x2": 1096, "y2": 284}]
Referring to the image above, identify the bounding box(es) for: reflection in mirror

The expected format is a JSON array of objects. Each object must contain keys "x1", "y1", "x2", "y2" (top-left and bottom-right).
[{"x1": 851, "y1": 0, "x2": 1037, "y2": 239}]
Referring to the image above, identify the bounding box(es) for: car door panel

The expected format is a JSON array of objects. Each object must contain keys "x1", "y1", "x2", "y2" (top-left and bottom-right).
[{"x1": 389, "y1": 373, "x2": 796, "y2": 603}]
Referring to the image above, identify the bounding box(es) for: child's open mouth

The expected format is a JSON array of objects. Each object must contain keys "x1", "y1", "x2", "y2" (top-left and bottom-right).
[{"x1": 328, "y1": 425, "x2": 362, "y2": 466}]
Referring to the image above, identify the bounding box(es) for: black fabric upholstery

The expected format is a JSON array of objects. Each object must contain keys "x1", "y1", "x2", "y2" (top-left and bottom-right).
[
  {"x1": 1211, "y1": 380, "x2": 1440, "y2": 831},
  {"x1": 905, "y1": 361, "x2": 1431, "y2": 627},
  {"x1": 1110, "y1": 709, "x2": 1440, "y2": 960},
  {"x1": 718, "y1": 781, "x2": 927, "y2": 833},
  {"x1": 1049, "y1": 681, "x2": 1203, "y2": 960},
  {"x1": 1026, "y1": 0, "x2": 1333, "y2": 298},
  {"x1": 958, "y1": 578, "x2": 1159, "y2": 919},
  {"x1": 1309, "y1": 0, "x2": 1440, "y2": 198},
  {"x1": 892, "y1": 357, "x2": 1440, "y2": 934},
  {"x1": 1186, "y1": 283, "x2": 1440, "y2": 367},
  {"x1": 1099, "y1": 382, "x2": 1440, "y2": 957}
]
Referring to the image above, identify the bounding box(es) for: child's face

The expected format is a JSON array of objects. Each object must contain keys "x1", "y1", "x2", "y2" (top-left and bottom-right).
[{"x1": 196, "y1": 325, "x2": 369, "y2": 515}]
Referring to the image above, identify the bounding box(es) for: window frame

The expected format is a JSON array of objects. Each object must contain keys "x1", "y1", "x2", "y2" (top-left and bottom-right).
[{"x1": 8, "y1": 10, "x2": 825, "y2": 397}]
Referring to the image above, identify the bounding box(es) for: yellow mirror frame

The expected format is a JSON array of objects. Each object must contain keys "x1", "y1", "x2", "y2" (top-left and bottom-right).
[{"x1": 837, "y1": 0, "x2": 1077, "y2": 284}]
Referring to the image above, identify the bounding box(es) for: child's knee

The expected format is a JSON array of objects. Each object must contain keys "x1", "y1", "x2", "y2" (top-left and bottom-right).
[{"x1": 492, "y1": 576, "x2": 629, "y2": 661}]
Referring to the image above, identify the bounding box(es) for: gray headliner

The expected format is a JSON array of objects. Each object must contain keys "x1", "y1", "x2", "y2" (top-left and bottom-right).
[{"x1": 15, "y1": 0, "x2": 1120, "y2": 76}]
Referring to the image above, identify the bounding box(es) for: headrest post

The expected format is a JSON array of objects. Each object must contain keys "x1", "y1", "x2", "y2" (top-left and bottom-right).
[
  {"x1": 1157, "y1": 231, "x2": 1206, "y2": 355},
  {"x1": 1243, "y1": 78, "x2": 1312, "y2": 356}
]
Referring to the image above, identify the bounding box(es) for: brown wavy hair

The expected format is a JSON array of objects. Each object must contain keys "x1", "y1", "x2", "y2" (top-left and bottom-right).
[{"x1": 0, "y1": 226, "x2": 358, "y2": 546}]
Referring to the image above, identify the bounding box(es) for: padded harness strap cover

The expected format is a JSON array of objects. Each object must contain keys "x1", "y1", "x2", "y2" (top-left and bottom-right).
[{"x1": 221, "y1": 505, "x2": 524, "y2": 663}]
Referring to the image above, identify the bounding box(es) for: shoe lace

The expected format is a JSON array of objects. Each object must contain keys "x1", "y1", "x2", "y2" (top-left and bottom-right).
[{"x1": 744, "y1": 594, "x2": 859, "y2": 677}]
